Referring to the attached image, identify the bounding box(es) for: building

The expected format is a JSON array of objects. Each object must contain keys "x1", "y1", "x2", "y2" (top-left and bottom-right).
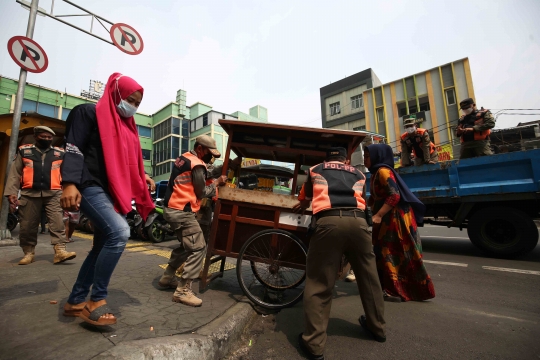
[
  {"x1": 320, "y1": 68, "x2": 382, "y2": 131},
  {"x1": 362, "y1": 58, "x2": 476, "y2": 158},
  {"x1": 0, "y1": 75, "x2": 269, "y2": 182},
  {"x1": 321, "y1": 58, "x2": 477, "y2": 160},
  {"x1": 0, "y1": 75, "x2": 154, "y2": 174}
]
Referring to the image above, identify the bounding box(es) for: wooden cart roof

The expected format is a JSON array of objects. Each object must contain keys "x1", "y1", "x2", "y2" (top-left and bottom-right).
[{"x1": 219, "y1": 120, "x2": 369, "y2": 166}]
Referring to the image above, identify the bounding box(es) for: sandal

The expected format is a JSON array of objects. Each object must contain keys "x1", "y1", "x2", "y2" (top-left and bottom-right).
[
  {"x1": 63, "y1": 302, "x2": 87, "y2": 317},
  {"x1": 79, "y1": 303, "x2": 117, "y2": 326},
  {"x1": 383, "y1": 291, "x2": 402, "y2": 303},
  {"x1": 65, "y1": 238, "x2": 74, "y2": 243}
]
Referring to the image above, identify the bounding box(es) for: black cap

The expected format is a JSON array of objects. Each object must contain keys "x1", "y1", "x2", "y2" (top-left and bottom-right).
[
  {"x1": 459, "y1": 98, "x2": 474, "y2": 109},
  {"x1": 326, "y1": 147, "x2": 347, "y2": 160}
]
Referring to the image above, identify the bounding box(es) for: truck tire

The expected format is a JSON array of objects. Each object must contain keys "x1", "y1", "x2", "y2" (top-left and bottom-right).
[{"x1": 467, "y1": 206, "x2": 539, "y2": 257}]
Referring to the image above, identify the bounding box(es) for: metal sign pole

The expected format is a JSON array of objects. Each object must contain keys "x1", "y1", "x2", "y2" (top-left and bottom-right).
[{"x1": 0, "y1": 0, "x2": 39, "y2": 239}]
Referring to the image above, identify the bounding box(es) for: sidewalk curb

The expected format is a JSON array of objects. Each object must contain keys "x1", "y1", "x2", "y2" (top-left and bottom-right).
[
  {"x1": 94, "y1": 301, "x2": 256, "y2": 360},
  {"x1": 0, "y1": 239, "x2": 18, "y2": 247}
]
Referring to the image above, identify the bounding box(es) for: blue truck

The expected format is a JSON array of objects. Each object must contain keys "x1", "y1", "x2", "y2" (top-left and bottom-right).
[{"x1": 366, "y1": 148, "x2": 540, "y2": 257}]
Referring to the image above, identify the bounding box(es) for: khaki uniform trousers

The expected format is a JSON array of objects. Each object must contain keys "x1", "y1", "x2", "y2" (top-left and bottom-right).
[
  {"x1": 18, "y1": 191, "x2": 66, "y2": 247},
  {"x1": 196, "y1": 201, "x2": 213, "y2": 243},
  {"x1": 302, "y1": 215, "x2": 385, "y2": 355},
  {"x1": 164, "y1": 207, "x2": 206, "y2": 280},
  {"x1": 459, "y1": 140, "x2": 493, "y2": 159}
]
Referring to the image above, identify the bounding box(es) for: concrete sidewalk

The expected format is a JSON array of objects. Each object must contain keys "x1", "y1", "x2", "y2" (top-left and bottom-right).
[{"x1": 0, "y1": 229, "x2": 254, "y2": 360}]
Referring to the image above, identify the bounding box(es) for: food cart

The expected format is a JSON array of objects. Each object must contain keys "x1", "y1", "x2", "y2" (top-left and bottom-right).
[{"x1": 199, "y1": 120, "x2": 366, "y2": 309}]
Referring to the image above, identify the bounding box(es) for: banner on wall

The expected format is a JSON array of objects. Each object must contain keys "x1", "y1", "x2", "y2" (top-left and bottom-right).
[
  {"x1": 436, "y1": 144, "x2": 454, "y2": 161},
  {"x1": 241, "y1": 158, "x2": 261, "y2": 167}
]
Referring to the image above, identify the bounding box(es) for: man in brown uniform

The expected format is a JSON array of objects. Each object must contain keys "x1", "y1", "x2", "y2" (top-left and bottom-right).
[
  {"x1": 400, "y1": 116, "x2": 438, "y2": 166},
  {"x1": 4, "y1": 126, "x2": 76, "y2": 265},
  {"x1": 456, "y1": 98, "x2": 496, "y2": 159},
  {"x1": 157, "y1": 135, "x2": 227, "y2": 307},
  {"x1": 293, "y1": 147, "x2": 386, "y2": 360}
]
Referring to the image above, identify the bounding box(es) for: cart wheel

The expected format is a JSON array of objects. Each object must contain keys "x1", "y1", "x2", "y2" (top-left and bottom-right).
[{"x1": 236, "y1": 229, "x2": 307, "y2": 310}]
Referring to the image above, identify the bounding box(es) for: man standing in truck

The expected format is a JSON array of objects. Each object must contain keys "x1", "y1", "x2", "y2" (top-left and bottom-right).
[
  {"x1": 400, "y1": 116, "x2": 438, "y2": 166},
  {"x1": 456, "y1": 98, "x2": 495, "y2": 159}
]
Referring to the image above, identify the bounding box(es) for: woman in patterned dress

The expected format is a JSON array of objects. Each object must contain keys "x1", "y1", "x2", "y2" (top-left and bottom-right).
[{"x1": 364, "y1": 144, "x2": 435, "y2": 302}]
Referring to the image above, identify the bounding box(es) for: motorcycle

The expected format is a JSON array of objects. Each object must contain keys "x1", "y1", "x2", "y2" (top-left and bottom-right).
[
  {"x1": 127, "y1": 200, "x2": 143, "y2": 239},
  {"x1": 143, "y1": 198, "x2": 174, "y2": 243}
]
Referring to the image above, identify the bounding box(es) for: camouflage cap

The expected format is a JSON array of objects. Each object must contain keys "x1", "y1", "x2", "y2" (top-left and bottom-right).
[
  {"x1": 195, "y1": 135, "x2": 221, "y2": 158},
  {"x1": 33, "y1": 126, "x2": 55, "y2": 135},
  {"x1": 459, "y1": 98, "x2": 474, "y2": 109},
  {"x1": 403, "y1": 118, "x2": 416, "y2": 127}
]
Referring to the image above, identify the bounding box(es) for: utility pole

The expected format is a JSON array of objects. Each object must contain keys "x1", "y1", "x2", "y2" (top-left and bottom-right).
[{"x1": 0, "y1": 0, "x2": 39, "y2": 240}]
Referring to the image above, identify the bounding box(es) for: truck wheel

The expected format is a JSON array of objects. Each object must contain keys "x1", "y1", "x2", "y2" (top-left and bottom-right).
[{"x1": 467, "y1": 207, "x2": 539, "y2": 257}]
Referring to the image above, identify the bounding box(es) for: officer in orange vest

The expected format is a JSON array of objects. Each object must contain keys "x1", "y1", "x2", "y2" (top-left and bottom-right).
[
  {"x1": 293, "y1": 147, "x2": 386, "y2": 359},
  {"x1": 400, "y1": 117, "x2": 438, "y2": 166},
  {"x1": 158, "y1": 135, "x2": 227, "y2": 307},
  {"x1": 4, "y1": 126, "x2": 76, "y2": 265},
  {"x1": 456, "y1": 98, "x2": 495, "y2": 159}
]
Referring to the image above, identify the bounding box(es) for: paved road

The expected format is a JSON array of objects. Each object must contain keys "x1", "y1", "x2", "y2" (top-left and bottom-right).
[{"x1": 233, "y1": 225, "x2": 540, "y2": 360}]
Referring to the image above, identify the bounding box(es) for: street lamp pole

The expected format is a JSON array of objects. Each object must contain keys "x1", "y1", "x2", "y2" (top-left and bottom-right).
[{"x1": 0, "y1": 0, "x2": 39, "y2": 239}]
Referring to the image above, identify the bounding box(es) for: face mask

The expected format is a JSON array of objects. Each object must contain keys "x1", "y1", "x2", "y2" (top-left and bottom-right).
[
  {"x1": 116, "y1": 99, "x2": 138, "y2": 118},
  {"x1": 202, "y1": 153, "x2": 213, "y2": 164},
  {"x1": 115, "y1": 77, "x2": 138, "y2": 118},
  {"x1": 406, "y1": 127, "x2": 415, "y2": 134},
  {"x1": 36, "y1": 139, "x2": 52, "y2": 149},
  {"x1": 462, "y1": 107, "x2": 473, "y2": 115}
]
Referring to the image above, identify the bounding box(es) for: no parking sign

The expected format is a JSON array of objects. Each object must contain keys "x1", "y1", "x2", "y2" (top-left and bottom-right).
[
  {"x1": 110, "y1": 23, "x2": 144, "y2": 55},
  {"x1": 7, "y1": 36, "x2": 48, "y2": 73}
]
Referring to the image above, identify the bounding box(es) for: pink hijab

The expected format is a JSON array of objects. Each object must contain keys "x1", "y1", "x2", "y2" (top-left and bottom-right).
[{"x1": 95, "y1": 72, "x2": 154, "y2": 220}]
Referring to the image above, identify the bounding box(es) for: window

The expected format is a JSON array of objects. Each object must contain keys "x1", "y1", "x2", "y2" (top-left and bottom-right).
[
  {"x1": 137, "y1": 125, "x2": 151, "y2": 138},
  {"x1": 172, "y1": 136, "x2": 180, "y2": 159},
  {"x1": 141, "y1": 149, "x2": 151, "y2": 160},
  {"x1": 329, "y1": 102, "x2": 340, "y2": 116},
  {"x1": 397, "y1": 102, "x2": 407, "y2": 118},
  {"x1": 153, "y1": 137, "x2": 172, "y2": 164},
  {"x1": 172, "y1": 117, "x2": 180, "y2": 135},
  {"x1": 153, "y1": 119, "x2": 171, "y2": 141},
  {"x1": 418, "y1": 96, "x2": 430, "y2": 112},
  {"x1": 61, "y1": 108, "x2": 71, "y2": 121},
  {"x1": 182, "y1": 120, "x2": 189, "y2": 137},
  {"x1": 351, "y1": 95, "x2": 363, "y2": 110},
  {"x1": 376, "y1": 107, "x2": 385, "y2": 123},
  {"x1": 203, "y1": 114, "x2": 208, "y2": 127},
  {"x1": 445, "y1": 89, "x2": 456, "y2": 106},
  {"x1": 182, "y1": 138, "x2": 189, "y2": 153},
  {"x1": 190, "y1": 120, "x2": 195, "y2": 133},
  {"x1": 153, "y1": 162, "x2": 173, "y2": 177},
  {"x1": 353, "y1": 126, "x2": 366, "y2": 131}
]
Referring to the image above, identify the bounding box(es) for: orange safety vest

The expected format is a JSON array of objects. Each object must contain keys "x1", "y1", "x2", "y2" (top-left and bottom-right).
[
  {"x1": 164, "y1": 152, "x2": 207, "y2": 213},
  {"x1": 401, "y1": 128, "x2": 436, "y2": 158},
  {"x1": 305, "y1": 161, "x2": 366, "y2": 214},
  {"x1": 459, "y1": 110, "x2": 491, "y2": 142},
  {"x1": 18, "y1": 144, "x2": 64, "y2": 191}
]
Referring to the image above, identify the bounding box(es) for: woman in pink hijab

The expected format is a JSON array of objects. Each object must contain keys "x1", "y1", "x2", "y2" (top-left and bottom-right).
[{"x1": 60, "y1": 73, "x2": 154, "y2": 326}]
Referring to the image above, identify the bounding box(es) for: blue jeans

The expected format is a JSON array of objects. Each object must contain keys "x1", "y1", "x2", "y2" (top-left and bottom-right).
[{"x1": 68, "y1": 186, "x2": 130, "y2": 304}]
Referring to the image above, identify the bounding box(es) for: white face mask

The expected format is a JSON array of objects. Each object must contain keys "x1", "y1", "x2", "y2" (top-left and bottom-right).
[
  {"x1": 114, "y1": 77, "x2": 138, "y2": 118},
  {"x1": 462, "y1": 107, "x2": 473, "y2": 115},
  {"x1": 406, "y1": 127, "x2": 415, "y2": 134},
  {"x1": 116, "y1": 99, "x2": 138, "y2": 118}
]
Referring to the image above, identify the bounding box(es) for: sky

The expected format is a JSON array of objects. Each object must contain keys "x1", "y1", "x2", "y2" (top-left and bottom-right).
[{"x1": 0, "y1": 0, "x2": 539, "y2": 129}]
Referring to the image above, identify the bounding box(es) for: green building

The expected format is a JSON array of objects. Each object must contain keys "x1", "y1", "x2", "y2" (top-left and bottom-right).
[{"x1": 0, "y1": 75, "x2": 268, "y2": 182}]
